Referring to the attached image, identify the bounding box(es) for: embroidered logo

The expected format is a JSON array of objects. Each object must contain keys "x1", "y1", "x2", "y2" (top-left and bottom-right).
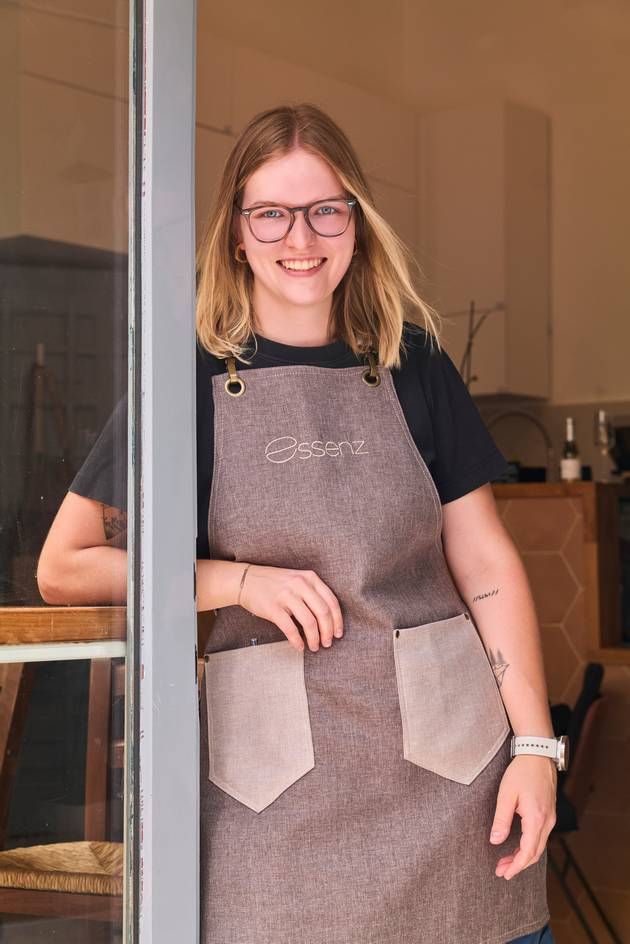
[{"x1": 265, "y1": 436, "x2": 369, "y2": 464}]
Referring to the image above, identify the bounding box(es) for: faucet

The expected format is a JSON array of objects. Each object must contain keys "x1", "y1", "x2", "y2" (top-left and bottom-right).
[{"x1": 486, "y1": 410, "x2": 556, "y2": 483}]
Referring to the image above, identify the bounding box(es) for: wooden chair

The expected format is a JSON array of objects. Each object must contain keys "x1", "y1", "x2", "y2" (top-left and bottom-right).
[{"x1": 0, "y1": 658, "x2": 124, "y2": 927}]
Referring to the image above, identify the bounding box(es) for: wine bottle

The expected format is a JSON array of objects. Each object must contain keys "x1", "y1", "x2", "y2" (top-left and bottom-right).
[{"x1": 560, "y1": 417, "x2": 581, "y2": 482}]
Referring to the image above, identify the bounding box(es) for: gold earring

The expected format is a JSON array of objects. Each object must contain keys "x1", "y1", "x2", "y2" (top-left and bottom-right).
[{"x1": 234, "y1": 246, "x2": 247, "y2": 264}]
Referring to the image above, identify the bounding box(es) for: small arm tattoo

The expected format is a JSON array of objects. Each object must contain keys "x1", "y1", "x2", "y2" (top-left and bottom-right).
[
  {"x1": 472, "y1": 588, "x2": 500, "y2": 603},
  {"x1": 488, "y1": 647, "x2": 510, "y2": 688},
  {"x1": 102, "y1": 505, "x2": 127, "y2": 542}
]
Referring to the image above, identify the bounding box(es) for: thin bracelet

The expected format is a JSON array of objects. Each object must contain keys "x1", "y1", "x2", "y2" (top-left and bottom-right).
[{"x1": 237, "y1": 563, "x2": 252, "y2": 607}]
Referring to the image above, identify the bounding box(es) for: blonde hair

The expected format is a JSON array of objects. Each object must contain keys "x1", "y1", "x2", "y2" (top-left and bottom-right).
[{"x1": 195, "y1": 103, "x2": 441, "y2": 369}]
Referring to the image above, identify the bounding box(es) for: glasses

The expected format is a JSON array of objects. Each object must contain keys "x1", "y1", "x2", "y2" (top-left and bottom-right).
[{"x1": 235, "y1": 197, "x2": 357, "y2": 243}]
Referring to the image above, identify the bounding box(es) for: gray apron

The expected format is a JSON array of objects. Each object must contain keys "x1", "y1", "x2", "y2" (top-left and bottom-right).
[{"x1": 200, "y1": 355, "x2": 549, "y2": 944}]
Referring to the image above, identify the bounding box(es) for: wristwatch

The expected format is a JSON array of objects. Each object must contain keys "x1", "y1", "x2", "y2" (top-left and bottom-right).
[{"x1": 510, "y1": 735, "x2": 569, "y2": 771}]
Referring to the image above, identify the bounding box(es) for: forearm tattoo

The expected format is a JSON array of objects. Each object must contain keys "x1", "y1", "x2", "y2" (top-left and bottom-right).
[
  {"x1": 472, "y1": 587, "x2": 500, "y2": 603},
  {"x1": 487, "y1": 647, "x2": 510, "y2": 688},
  {"x1": 102, "y1": 505, "x2": 127, "y2": 542}
]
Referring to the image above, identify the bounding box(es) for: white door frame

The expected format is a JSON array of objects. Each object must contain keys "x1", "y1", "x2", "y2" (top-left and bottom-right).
[{"x1": 127, "y1": 0, "x2": 199, "y2": 940}]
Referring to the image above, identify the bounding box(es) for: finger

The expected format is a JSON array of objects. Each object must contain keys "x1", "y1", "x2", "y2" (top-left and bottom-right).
[
  {"x1": 495, "y1": 854, "x2": 516, "y2": 868},
  {"x1": 490, "y1": 784, "x2": 517, "y2": 845},
  {"x1": 304, "y1": 571, "x2": 344, "y2": 637},
  {"x1": 495, "y1": 850, "x2": 518, "y2": 877},
  {"x1": 273, "y1": 608, "x2": 306, "y2": 652},
  {"x1": 501, "y1": 816, "x2": 541, "y2": 880},
  {"x1": 297, "y1": 582, "x2": 336, "y2": 647},
  {"x1": 495, "y1": 845, "x2": 519, "y2": 865},
  {"x1": 284, "y1": 594, "x2": 322, "y2": 651}
]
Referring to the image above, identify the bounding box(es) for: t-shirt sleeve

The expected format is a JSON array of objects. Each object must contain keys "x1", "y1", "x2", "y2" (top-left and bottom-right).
[
  {"x1": 67, "y1": 392, "x2": 128, "y2": 512},
  {"x1": 425, "y1": 344, "x2": 508, "y2": 504}
]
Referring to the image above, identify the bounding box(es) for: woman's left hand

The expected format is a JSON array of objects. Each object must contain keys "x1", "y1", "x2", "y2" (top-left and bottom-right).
[{"x1": 489, "y1": 755, "x2": 557, "y2": 880}]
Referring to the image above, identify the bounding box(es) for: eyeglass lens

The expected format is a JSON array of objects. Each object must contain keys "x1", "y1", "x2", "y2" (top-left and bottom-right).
[{"x1": 247, "y1": 201, "x2": 352, "y2": 241}]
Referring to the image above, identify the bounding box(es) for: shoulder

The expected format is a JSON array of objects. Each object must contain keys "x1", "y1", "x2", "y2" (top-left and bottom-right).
[
  {"x1": 399, "y1": 322, "x2": 446, "y2": 370},
  {"x1": 396, "y1": 323, "x2": 490, "y2": 432},
  {"x1": 396, "y1": 322, "x2": 457, "y2": 397}
]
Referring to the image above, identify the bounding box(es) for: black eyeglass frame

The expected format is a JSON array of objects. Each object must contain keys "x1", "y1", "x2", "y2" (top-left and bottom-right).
[{"x1": 234, "y1": 197, "x2": 358, "y2": 243}]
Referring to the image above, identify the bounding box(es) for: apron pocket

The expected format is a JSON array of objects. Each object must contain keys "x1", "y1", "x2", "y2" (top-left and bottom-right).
[
  {"x1": 204, "y1": 639, "x2": 315, "y2": 812},
  {"x1": 393, "y1": 612, "x2": 509, "y2": 784}
]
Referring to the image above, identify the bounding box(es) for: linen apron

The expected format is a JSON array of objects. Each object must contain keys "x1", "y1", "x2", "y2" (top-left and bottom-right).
[{"x1": 200, "y1": 354, "x2": 550, "y2": 944}]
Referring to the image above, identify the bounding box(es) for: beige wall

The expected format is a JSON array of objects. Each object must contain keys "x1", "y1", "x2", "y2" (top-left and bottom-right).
[
  {"x1": 0, "y1": 6, "x2": 20, "y2": 237},
  {"x1": 195, "y1": 30, "x2": 418, "y2": 257},
  {"x1": 198, "y1": 0, "x2": 630, "y2": 406},
  {"x1": 9, "y1": 1, "x2": 627, "y2": 405},
  {"x1": 2, "y1": 3, "x2": 128, "y2": 251}
]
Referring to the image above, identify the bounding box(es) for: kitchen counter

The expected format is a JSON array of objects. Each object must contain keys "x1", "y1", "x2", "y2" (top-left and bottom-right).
[{"x1": 492, "y1": 480, "x2": 630, "y2": 498}]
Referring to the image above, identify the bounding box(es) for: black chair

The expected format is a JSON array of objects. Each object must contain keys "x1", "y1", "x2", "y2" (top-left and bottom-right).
[{"x1": 548, "y1": 662, "x2": 622, "y2": 944}]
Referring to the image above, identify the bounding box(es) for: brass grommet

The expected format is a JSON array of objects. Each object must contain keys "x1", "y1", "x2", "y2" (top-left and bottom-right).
[
  {"x1": 395, "y1": 629, "x2": 400, "y2": 638},
  {"x1": 225, "y1": 376, "x2": 245, "y2": 396},
  {"x1": 224, "y1": 355, "x2": 246, "y2": 397},
  {"x1": 361, "y1": 350, "x2": 381, "y2": 387}
]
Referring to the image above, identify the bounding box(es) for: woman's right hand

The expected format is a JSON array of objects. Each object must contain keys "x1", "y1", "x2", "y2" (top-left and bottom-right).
[{"x1": 238, "y1": 564, "x2": 344, "y2": 652}]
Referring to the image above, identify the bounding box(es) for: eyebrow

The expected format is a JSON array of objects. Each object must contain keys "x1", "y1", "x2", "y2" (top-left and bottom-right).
[{"x1": 244, "y1": 193, "x2": 347, "y2": 208}]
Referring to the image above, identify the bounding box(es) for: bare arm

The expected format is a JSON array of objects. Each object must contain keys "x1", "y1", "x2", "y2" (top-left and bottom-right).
[
  {"x1": 37, "y1": 492, "x2": 257, "y2": 612},
  {"x1": 441, "y1": 483, "x2": 553, "y2": 739},
  {"x1": 196, "y1": 558, "x2": 251, "y2": 611},
  {"x1": 36, "y1": 492, "x2": 129, "y2": 605},
  {"x1": 37, "y1": 496, "x2": 344, "y2": 653}
]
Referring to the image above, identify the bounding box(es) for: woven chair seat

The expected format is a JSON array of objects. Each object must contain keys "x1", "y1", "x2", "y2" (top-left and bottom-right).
[{"x1": 0, "y1": 841, "x2": 123, "y2": 896}]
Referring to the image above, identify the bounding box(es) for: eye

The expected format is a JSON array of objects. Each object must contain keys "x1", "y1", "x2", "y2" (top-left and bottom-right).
[
  {"x1": 251, "y1": 207, "x2": 285, "y2": 220},
  {"x1": 314, "y1": 204, "x2": 339, "y2": 216}
]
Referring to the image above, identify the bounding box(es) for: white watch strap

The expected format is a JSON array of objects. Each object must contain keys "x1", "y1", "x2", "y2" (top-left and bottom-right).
[{"x1": 511, "y1": 736, "x2": 557, "y2": 760}]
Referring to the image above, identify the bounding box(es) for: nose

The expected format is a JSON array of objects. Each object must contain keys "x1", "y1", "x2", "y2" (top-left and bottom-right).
[{"x1": 285, "y1": 210, "x2": 316, "y2": 250}]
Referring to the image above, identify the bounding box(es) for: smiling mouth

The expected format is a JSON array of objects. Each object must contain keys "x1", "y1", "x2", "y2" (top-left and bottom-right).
[{"x1": 277, "y1": 258, "x2": 326, "y2": 272}]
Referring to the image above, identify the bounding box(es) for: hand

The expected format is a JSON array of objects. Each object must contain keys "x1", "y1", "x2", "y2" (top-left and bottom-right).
[
  {"x1": 238, "y1": 564, "x2": 344, "y2": 653},
  {"x1": 490, "y1": 754, "x2": 557, "y2": 880}
]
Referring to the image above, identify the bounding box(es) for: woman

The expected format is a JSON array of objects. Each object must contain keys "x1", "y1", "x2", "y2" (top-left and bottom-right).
[{"x1": 39, "y1": 103, "x2": 558, "y2": 943}]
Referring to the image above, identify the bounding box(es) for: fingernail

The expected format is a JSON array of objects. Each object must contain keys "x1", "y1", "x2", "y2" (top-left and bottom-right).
[
  {"x1": 490, "y1": 831, "x2": 503, "y2": 842},
  {"x1": 323, "y1": 640, "x2": 332, "y2": 648}
]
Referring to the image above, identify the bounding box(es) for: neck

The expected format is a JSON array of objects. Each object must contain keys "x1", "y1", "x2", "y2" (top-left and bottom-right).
[{"x1": 251, "y1": 286, "x2": 335, "y2": 347}]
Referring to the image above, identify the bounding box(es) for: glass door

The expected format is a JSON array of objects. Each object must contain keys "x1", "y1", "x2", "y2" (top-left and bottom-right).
[{"x1": 0, "y1": 0, "x2": 198, "y2": 940}]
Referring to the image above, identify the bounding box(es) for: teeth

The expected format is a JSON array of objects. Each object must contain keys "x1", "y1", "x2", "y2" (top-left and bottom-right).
[{"x1": 280, "y1": 259, "x2": 324, "y2": 271}]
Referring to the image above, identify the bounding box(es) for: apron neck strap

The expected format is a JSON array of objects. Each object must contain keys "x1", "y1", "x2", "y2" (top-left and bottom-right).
[{"x1": 221, "y1": 351, "x2": 381, "y2": 396}]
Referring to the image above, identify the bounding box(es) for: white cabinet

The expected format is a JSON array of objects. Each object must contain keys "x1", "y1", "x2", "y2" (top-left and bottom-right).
[{"x1": 418, "y1": 103, "x2": 550, "y2": 398}]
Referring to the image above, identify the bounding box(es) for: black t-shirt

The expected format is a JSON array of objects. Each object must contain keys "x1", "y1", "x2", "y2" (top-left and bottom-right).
[{"x1": 68, "y1": 322, "x2": 508, "y2": 558}]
